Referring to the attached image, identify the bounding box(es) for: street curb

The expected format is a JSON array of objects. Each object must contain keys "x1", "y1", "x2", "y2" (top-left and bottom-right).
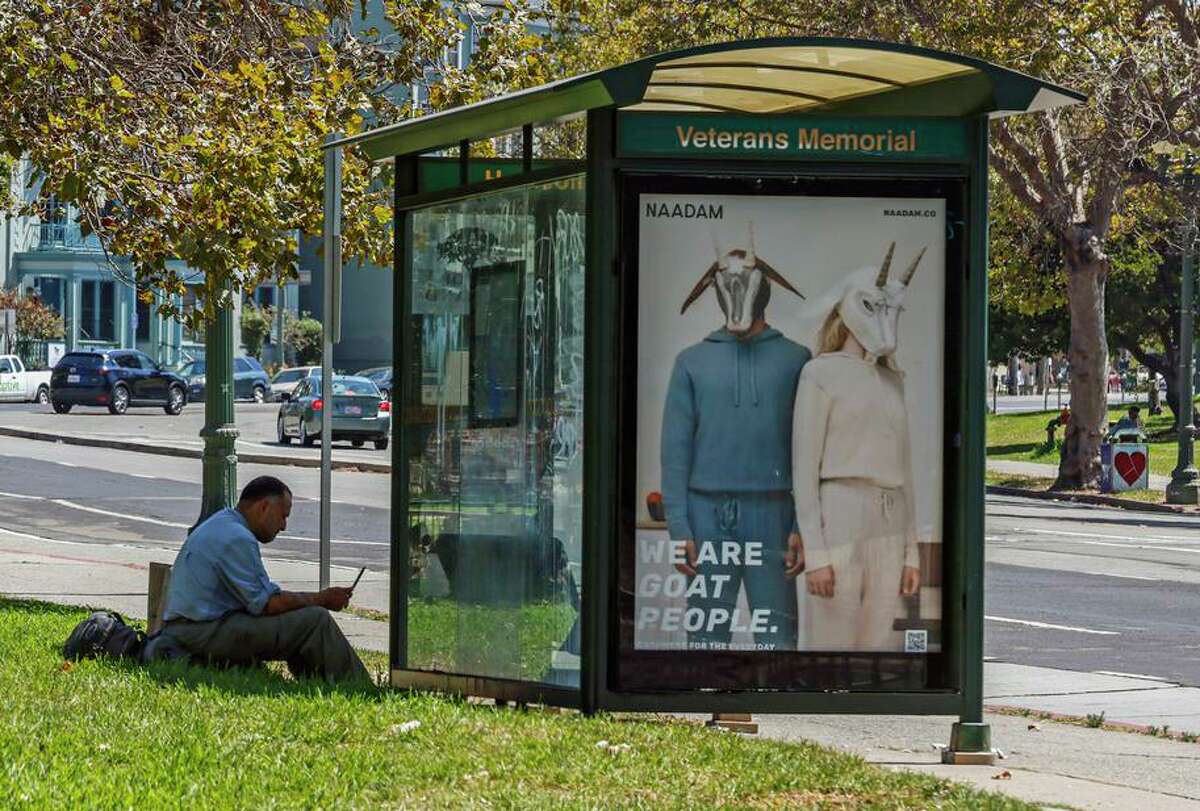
[
  {"x1": 0, "y1": 425, "x2": 392, "y2": 474},
  {"x1": 985, "y1": 703, "x2": 1198, "y2": 742},
  {"x1": 985, "y1": 484, "x2": 1196, "y2": 514}
]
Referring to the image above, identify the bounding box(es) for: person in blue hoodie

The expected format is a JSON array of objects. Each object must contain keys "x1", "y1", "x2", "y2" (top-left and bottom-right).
[{"x1": 661, "y1": 226, "x2": 809, "y2": 651}]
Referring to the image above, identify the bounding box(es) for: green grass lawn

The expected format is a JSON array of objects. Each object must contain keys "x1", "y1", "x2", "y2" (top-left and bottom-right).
[
  {"x1": 0, "y1": 598, "x2": 1037, "y2": 809},
  {"x1": 987, "y1": 399, "x2": 1184, "y2": 480}
]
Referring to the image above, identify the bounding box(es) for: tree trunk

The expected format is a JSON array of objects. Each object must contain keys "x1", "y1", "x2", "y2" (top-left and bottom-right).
[{"x1": 1055, "y1": 235, "x2": 1109, "y2": 490}]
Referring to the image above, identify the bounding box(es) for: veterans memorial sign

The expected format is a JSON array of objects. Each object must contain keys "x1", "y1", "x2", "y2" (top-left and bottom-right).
[{"x1": 618, "y1": 114, "x2": 968, "y2": 161}]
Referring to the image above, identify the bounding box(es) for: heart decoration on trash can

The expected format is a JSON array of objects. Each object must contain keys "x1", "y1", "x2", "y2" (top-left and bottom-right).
[{"x1": 1114, "y1": 450, "x2": 1147, "y2": 486}]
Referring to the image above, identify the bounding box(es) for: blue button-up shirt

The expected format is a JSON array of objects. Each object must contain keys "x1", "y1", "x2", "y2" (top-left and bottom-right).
[{"x1": 163, "y1": 507, "x2": 281, "y2": 621}]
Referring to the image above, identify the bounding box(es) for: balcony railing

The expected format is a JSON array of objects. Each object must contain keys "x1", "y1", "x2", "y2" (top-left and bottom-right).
[{"x1": 35, "y1": 221, "x2": 103, "y2": 253}]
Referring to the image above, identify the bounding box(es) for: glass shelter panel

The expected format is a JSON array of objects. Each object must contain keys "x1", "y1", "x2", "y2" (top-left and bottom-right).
[{"x1": 405, "y1": 176, "x2": 586, "y2": 688}]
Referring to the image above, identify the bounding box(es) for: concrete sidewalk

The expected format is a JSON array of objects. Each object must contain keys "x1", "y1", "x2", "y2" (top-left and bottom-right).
[
  {"x1": 3, "y1": 525, "x2": 1199, "y2": 809},
  {"x1": 989, "y1": 457, "x2": 1172, "y2": 491}
]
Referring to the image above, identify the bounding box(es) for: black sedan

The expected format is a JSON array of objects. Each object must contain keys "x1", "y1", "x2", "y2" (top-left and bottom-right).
[{"x1": 50, "y1": 350, "x2": 188, "y2": 415}]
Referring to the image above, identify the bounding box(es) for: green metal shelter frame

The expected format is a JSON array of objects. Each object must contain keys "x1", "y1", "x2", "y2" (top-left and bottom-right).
[{"x1": 327, "y1": 38, "x2": 1083, "y2": 759}]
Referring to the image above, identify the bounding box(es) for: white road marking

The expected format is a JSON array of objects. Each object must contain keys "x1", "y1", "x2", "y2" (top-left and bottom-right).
[
  {"x1": 45, "y1": 498, "x2": 387, "y2": 546},
  {"x1": 1023, "y1": 527, "x2": 1200, "y2": 546},
  {"x1": 984, "y1": 615, "x2": 1120, "y2": 635},
  {"x1": 52, "y1": 499, "x2": 189, "y2": 529},
  {"x1": 0, "y1": 491, "x2": 44, "y2": 500},
  {"x1": 1080, "y1": 571, "x2": 1157, "y2": 581},
  {"x1": 1093, "y1": 671, "x2": 1172, "y2": 682}
]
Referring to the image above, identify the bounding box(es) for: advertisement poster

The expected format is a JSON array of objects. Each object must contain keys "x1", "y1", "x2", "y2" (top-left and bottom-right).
[{"x1": 634, "y1": 192, "x2": 945, "y2": 656}]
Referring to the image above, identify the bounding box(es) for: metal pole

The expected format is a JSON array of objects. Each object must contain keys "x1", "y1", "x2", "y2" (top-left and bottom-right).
[
  {"x1": 195, "y1": 282, "x2": 238, "y2": 529},
  {"x1": 1167, "y1": 212, "x2": 1199, "y2": 504},
  {"x1": 320, "y1": 133, "x2": 344, "y2": 589}
]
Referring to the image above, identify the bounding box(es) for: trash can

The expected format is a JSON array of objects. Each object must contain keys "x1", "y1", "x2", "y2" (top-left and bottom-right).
[{"x1": 1100, "y1": 439, "x2": 1149, "y2": 492}]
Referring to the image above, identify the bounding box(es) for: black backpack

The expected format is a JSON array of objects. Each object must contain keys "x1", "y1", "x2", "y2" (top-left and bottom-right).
[{"x1": 62, "y1": 611, "x2": 146, "y2": 661}]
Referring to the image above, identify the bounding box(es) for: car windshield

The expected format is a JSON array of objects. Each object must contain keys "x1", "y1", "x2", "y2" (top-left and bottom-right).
[
  {"x1": 58, "y1": 353, "x2": 104, "y2": 369},
  {"x1": 330, "y1": 377, "x2": 379, "y2": 397},
  {"x1": 182, "y1": 360, "x2": 206, "y2": 376},
  {"x1": 272, "y1": 369, "x2": 304, "y2": 384}
]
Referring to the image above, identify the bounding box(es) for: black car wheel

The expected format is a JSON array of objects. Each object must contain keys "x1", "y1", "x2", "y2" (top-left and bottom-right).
[
  {"x1": 351, "y1": 439, "x2": 364, "y2": 448},
  {"x1": 36, "y1": 386, "x2": 49, "y2": 405},
  {"x1": 164, "y1": 385, "x2": 185, "y2": 415},
  {"x1": 108, "y1": 384, "x2": 130, "y2": 415},
  {"x1": 299, "y1": 421, "x2": 315, "y2": 447},
  {"x1": 277, "y1": 415, "x2": 291, "y2": 445},
  {"x1": 373, "y1": 437, "x2": 389, "y2": 451},
  {"x1": 52, "y1": 400, "x2": 71, "y2": 414},
  {"x1": 253, "y1": 385, "x2": 266, "y2": 403}
]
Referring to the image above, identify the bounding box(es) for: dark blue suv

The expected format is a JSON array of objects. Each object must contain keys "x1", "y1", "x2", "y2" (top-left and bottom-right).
[{"x1": 50, "y1": 350, "x2": 188, "y2": 415}]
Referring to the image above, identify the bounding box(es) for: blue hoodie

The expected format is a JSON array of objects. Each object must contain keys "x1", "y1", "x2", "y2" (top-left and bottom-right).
[{"x1": 660, "y1": 327, "x2": 811, "y2": 540}]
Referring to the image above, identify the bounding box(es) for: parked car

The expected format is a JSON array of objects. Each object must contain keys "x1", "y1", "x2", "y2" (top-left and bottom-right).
[
  {"x1": 269, "y1": 366, "x2": 320, "y2": 401},
  {"x1": 276, "y1": 375, "x2": 390, "y2": 450},
  {"x1": 0, "y1": 354, "x2": 52, "y2": 404},
  {"x1": 50, "y1": 349, "x2": 187, "y2": 415},
  {"x1": 357, "y1": 365, "x2": 393, "y2": 400},
  {"x1": 180, "y1": 356, "x2": 271, "y2": 402}
]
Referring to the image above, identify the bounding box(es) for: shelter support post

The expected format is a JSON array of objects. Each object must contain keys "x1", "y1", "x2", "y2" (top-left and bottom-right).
[
  {"x1": 389, "y1": 155, "x2": 418, "y2": 677},
  {"x1": 944, "y1": 118, "x2": 994, "y2": 765},
  {"x1": 582, "y1": 106, "x2": 617, "y2": 714},
  {"x1": 319, "y1": 133, "x2": 344, "y2": 591}
]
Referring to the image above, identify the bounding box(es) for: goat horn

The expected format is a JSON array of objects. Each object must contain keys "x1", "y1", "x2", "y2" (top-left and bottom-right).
[
  {"x1": 710, "y1": 226, "x2": 725, "y2": 266},
  {"x1": 680, "y1": 262, "x2": 720, "y2": 314},
  {"x1": 746, "y1": 222, "x2": 757, "y2": 266},
  {"x1": 900, "y1": 246, "x2": 927, "y2": 286},
  {"x1": 876, "y1": 242, "x2": 895, "y2": 288},
  {"x1": 756, "y1": 258, "x2": 805, "y2": 300}
]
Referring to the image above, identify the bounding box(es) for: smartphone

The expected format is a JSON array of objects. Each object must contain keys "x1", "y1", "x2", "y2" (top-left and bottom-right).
[{"x1": 349, "y1": 567, "x2": 366, "y2": 591}]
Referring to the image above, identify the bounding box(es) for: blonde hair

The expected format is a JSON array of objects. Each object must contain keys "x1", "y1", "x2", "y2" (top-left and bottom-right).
[{"x1": 818, "y1": 308, "x2": 849, "y2": 355}]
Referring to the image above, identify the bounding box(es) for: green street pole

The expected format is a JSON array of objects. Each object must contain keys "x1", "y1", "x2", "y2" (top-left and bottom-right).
[
  {"x1": 195, "y1": 286, "x2": 239, "y2": 529},
  {"x1": 1167, "y1": 212, "x2": 1199, "y2": 504}
]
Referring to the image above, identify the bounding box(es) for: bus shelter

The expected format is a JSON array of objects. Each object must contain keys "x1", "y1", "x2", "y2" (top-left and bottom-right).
[{"x1": 326, "y1": 38, "x2": 1082, "y2": 760}]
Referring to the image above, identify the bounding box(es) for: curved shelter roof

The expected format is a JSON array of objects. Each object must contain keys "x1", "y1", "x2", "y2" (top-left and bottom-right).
[{"x1": 336, "y1": 38, "x2": 1084, "y2": 161}]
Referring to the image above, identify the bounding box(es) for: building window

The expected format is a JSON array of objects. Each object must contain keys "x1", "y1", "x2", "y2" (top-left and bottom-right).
[
  {"x1": 136, "y1": 297, "x2": 151, "y2": 342},
  {"x1": 98, "y1": 281, "x2": 115, "y2": 341},
  {"x1": 81, "y1": 280, "x2": 96, "y2": 340}
]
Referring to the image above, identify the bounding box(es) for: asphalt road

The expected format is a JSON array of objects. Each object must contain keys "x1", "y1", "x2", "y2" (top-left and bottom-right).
[
  {"x1": 2, "y1": 436, "x2": 1198, "y2": 684},
  {"x1": 0, "y1": 399, "x2": 391, "y2": 465},
  {"x1": 989, "y1": 390, "x2": 1140, "y2": 414}
]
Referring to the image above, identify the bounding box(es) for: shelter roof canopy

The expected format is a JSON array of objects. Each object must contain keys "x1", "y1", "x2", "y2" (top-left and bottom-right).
[{"x1": 337, "y1": 38, "x2": 1085, "y2": 161}]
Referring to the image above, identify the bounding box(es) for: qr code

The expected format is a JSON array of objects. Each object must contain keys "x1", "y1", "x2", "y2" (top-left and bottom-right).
[{"x1": 904, "y1": 630, "x2": 928, "y2": 654}]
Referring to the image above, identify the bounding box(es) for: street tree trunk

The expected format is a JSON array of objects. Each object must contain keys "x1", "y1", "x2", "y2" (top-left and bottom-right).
[{"x1": 1055, "y1": 233, "x2": 1109, "y2": 490}]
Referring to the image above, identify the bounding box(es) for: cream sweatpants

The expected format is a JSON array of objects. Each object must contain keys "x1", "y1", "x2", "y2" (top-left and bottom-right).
[{"x1": 805, "y1": 479, "x2": 909, "y2": 651}]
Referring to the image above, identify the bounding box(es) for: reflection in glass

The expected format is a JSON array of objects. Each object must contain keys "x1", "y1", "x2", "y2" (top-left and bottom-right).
[{"x1": 405, "y1": 176, "x2": 586, "y2": 688}]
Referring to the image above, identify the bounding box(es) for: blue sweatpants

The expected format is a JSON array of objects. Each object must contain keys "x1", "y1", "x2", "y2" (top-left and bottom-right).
[{"x1": 685, "y1": 490, "x2": 797, "y2": 651}]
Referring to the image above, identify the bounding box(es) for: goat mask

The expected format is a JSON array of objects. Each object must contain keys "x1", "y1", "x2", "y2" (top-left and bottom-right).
[
  {"x1": 679, "y1": 223, "x2": 804, "y2": 334},
  {"x1": 836, "y1": 242, "x2": 926, "y2": 359}
]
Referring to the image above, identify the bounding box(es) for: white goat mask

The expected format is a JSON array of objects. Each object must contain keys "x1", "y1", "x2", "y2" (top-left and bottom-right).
[
  {"x1": 837, "y1": 242, "x2": 926, "y2": 359},
  {"x1": 680, "y1": 223, "x2": 804, "y2": 333}
]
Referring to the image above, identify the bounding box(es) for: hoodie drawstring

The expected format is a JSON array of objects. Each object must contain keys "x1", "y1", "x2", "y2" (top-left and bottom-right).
[
  {"x1": 734, "y1": 344, "x2": 741, "y2": 407},
  {"x1": 733, "y1": 342, "x2": 760, "y2": 407},
  {"x1": 750, "y1": 345, "x2": 759, "y2": 405}
]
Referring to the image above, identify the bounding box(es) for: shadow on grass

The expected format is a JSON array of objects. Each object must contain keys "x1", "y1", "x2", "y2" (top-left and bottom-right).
[
  {"x1": 1, "y1": 597, "x2": 391, "y2": 702},
  {"x1": 987, "y1": 442, "x2": 1040, "y2": 455}
]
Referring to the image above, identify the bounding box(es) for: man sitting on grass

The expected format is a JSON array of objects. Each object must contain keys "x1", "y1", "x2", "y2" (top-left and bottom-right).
[{"x1": 144, "y1": 475, "x2": 369, "y2": 683}]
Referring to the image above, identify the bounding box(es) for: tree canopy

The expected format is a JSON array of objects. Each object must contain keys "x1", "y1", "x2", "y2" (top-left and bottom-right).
[{"x1": 0, "y1": 0, "x2": 532, "y2": 327}]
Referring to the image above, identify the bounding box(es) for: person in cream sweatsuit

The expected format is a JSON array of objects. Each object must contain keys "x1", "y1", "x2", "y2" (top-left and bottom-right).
[{"x1": 792, "y1": 244, "x2": 924, "y2": 651}]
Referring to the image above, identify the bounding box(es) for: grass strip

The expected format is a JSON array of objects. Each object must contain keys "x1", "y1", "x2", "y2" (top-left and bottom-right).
[
  {"x1": 0, "y1": 598, "x2": 1036, "y2": 809},
  {"x1": 987, "y1": 400, "x2": 1183, "y2": 480}
]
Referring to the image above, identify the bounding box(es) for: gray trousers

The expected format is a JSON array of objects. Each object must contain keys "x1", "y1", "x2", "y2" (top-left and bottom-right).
[{"x1": 148, "y1": 606, "x2": 370, "y2": 684}]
